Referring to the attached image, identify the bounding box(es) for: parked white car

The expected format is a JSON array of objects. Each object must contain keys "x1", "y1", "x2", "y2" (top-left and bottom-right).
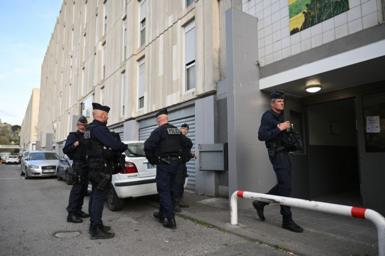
[
  {"x1": 5, "y1": 155, "x2": 20, "y2": 164},
  {"x1": 106, "y1": 141, "x2": 157, "y2": 211}
]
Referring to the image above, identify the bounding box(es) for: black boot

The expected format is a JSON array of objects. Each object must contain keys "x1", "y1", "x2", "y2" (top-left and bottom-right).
[
  {"x1": 67, "y1": 213, "x2": 83, "y2": 223},
  {"x1": 101, "y1": 224, "x2": 111, "y2": 232},
  {"x1": 153, "y1": 211, "x2": 164, "y2": 223},
  {"x1": 90, "y1": 225, "x2": 115, "y2": 240},
  {"x1": 252, "y1": 201, "x2": 266, "y2": 221},
  {"x1": 282, "y1": 218, "x2": 304, "y2": 233},
  {"x1": 89, "y1": 223, "x2": 111, "y2": 234},
  {"x1": 163, "y1": 217, "x2": 176, "y2": 229},
  {"x1": 76, "y1": 211, "x2": 90, "y2": 218}
]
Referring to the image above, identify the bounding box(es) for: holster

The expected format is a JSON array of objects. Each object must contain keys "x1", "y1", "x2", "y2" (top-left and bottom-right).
[
  {"x1": 71, "y1": 162, "x2": 88, "y2": 184},
  {"x1": 88, "y1": 160, "x2": 112, "y2": 191}
]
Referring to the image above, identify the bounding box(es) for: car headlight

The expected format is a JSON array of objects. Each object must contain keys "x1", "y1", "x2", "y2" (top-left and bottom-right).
[{"x1": 29, "y1": 165, "x2": 40, "y2": 169}]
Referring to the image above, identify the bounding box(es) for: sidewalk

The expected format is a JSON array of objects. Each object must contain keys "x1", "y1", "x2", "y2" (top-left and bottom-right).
[{"x1": 177, "y1": 192, "x2": 378, "y2": 256}]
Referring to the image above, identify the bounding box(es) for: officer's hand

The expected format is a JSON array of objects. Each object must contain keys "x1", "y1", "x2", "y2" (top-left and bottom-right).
[
  {"x1": 277, "y1": 121, "x2": 291, "y2": 131},
  {"x1": 73, "y1": 141, "x2": 80, "y2": 147}
]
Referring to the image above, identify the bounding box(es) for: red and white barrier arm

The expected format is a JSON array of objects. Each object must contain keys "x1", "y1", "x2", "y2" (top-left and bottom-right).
[{"x1": 230, "y1": 190, "x2": 385, "y2": 256}]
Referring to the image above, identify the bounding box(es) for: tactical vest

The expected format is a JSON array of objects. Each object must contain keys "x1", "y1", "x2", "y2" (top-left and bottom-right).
[
  {"x1": 158, "y1": 124, "x2": 183, "y2": 157},
  {"x1": 68, "y1": 131, "x2": 87, "y2": 161},
  {"x1": 83, "y1": 122, "x2": 105, "y2": 163}
]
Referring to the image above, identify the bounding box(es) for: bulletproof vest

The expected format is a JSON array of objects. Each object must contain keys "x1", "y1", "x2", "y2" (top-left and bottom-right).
[
  {"x1": 158, "y1": 124, "x2": 183, "y2": 157},
  {"x1": 69, "y1": 131, "x2": 87, "y2": 161},
  {"x1": 83, "y1": 122, "x2": 105, "y2": 161}
]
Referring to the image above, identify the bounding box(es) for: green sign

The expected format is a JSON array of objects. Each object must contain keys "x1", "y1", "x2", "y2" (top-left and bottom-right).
[{"x1": 289, "y1": 0, "x2": 349, "y2": 35}]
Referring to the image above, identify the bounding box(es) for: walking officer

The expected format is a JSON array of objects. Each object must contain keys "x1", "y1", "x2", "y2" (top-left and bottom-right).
[
  {"x1": 63, "y1": 116, "x2": 90, "y2": 223},
  {"x1": 85, "y1": 103, "x2": 127, "y2": 239},
  {"x1": 253, "y1": 91, "x2": 304, "y2": 233},
  {"x1": 144, "y1": 108, "x2": 185, "y2": 229}
]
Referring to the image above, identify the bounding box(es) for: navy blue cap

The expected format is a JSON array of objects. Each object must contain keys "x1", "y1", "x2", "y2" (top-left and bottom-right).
[
  {"x1": 77, "y1": 116, "x2": 88, "y2": 124},
  {"x1": 92, "y1": 102, "x2": 110, "y2": 113},
  {"x1": 181, "y1": 123, "x2": 189, "y2": 129},
  {"x1": 156, "y1": 108, "x2": 168, "y2": 117},
  {"x1": 270, "y1": 91, "x2": 285, "y2": 100}
]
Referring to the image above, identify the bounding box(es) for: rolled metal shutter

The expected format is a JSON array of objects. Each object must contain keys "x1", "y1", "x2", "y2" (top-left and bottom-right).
[{"x1": 139, "y1": 115, "x2": 196, "y2": 190}]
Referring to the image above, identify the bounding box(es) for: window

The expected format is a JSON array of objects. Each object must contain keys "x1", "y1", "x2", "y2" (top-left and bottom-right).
[
  {"x1": 122, "y1": 0, "x2": 127, "y2": 13},
  {"x1": 139, "y1": 0, "x2": 146, "y2": 47},
  {"x1": 83, "y1": 0, "x2": 88, "y2": 27},
  {"x1": 82, "y1": 94, "x2": 93, "y2": 117},
  {"x1": 95, "y1": 10, "x2": 99, "y2": 43},
  {"x1": 82, "y1": 34, "x2": 86, "y2": 62},
  {"x1": 121, "y1": 20, "x2": 127, "y2": 62},
  {"x1": 100, "y1": 86, "x2": 105, "y2": 104},
  {"x1": 184, "y1": 20, "x2": 196, "y2": 91},
  {"x1": 80, "y1": 67, "x2": 86, "y2": 96},
  {"x1": 120, "y1": 71, "x2": 126, "y2": 117},
  {"x1": 101, "y1": 42, "x2": 106, "y2": 79},
  {"x1": 186, "y1": 0, "x2": 193, "y2": 8},
  {"x1": 137, "y1": 58, "x2": 145, "y2": 109},
  {"x1": 103, "y1": 0, "x2": 108, "y2": 36}
]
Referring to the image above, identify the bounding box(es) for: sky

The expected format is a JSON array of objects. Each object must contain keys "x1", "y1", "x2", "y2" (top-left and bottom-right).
[{"x1": 0, "y1": 0, "x2": 62, "y2": 125}]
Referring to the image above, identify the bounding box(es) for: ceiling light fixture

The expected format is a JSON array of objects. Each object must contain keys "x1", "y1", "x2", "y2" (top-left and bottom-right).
[{"x1": 305, "y1": 79, "x2": 322, "y2": 93}]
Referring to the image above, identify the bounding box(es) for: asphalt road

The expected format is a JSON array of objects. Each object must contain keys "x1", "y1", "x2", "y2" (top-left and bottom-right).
[{"x1": 0, "y1": 164, "x2": 288, "y2": 256}]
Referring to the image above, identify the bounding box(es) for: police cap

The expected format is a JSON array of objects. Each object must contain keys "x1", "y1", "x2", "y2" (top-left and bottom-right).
[
  {"x1": 156, "y1": 108, "x2": 168, "y2": 117},
  {"x1": 77, "y1": 116, "x2": 88, "y2": 124},
  {"x1": 92, "y1": 102, "x2": 110, "y2": 113},
  {"x1": 181, "y1": 123, "x2": 189, "y2": 130},
  {"x1": 270, "y1": 91, "x2": 285, "y2": 100}
]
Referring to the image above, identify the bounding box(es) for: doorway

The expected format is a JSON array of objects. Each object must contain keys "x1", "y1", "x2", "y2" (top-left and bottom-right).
[{"x1": 306, "y1": 98, "x2": 361, "y2": 205}]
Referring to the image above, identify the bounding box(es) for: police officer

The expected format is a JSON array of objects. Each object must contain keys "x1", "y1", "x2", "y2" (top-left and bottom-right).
[
  {"x1": 63, "y1": 116, "x2": 89, "y2": 223},
  {"x1": 174, "y1": 123, "x2": 193, "y2": 212},
  {"x1": 253, "y1": 91, "x2": 304, "y2": 233},
  {"x1": 85, "y1": 103, "x2": 127, "y2": 239},
  {"x1": 144, "y1": 108, "x2": 184, "y2": 229}
]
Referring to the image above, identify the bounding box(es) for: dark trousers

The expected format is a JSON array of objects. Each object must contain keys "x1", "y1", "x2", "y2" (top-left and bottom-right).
[
  {"x1": 266, "y1": 152, "x2": 292, "y2": 219},
  {"x1": 88, "y1": 169, "x2": 107, "y2": 227},
  {"x1": 175, "y1": 164, "x2": 187, "y2": 203},
  {"x1": 67, "y1": 164, "x2": 89, "y2": 215},
  {"x1": 156, "y1": 161, "x2": 181, "y2": 218}
]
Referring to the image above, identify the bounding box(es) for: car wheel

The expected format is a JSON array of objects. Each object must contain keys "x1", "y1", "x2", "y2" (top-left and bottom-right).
[{"x1": 106, "y1": 187, "x2": 124, "y2": 211}]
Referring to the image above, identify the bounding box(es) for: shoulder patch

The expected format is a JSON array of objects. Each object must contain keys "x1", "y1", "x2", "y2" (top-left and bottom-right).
[
  {"x1": 167, "y1": 128, "x2": 180, "y2": 135},
  {"x1": 84, "y1": 130, "x2": 91, "y2": 139}
]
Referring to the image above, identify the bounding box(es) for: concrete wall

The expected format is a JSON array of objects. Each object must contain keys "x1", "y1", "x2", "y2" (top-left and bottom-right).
[
  {"x1": 20, "y1": 88, "x2": 40, "y2": 151},
  {"x1": 225, "y1": 9, "x2": 276, "y2": 208},
  {"x1": 242, "y1": 0, "x2": 384, "y2": 66}
]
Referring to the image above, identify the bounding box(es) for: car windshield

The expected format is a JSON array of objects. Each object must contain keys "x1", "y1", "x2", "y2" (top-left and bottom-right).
[
  {"x1": 9, "y1": 155, "x2": 18, "y2": 158},
  {"x1": 125, "y1": 143, "x2": 145, "y2": 157},
  {"x1": 29, "y1": 152, "x2": 58, "y2": 160}
]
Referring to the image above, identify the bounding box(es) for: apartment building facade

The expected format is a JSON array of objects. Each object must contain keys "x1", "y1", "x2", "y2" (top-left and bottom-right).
[
  {"x1": 37, "y1": 0, "x2": 242, "y2": 194},
  {"x1": 20, "y1": 88, "x2": 40, "y2": 151}
]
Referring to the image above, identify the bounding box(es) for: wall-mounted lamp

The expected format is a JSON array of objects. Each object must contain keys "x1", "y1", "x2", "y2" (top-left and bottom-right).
[{"x1": 305, "y1": 79, "x2": 322, "y2": 93}]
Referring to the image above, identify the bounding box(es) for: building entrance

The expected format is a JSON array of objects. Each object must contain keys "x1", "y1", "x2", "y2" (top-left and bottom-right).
[{"x1": 306, "y1": 98, "x2": 361, "y2": 205}]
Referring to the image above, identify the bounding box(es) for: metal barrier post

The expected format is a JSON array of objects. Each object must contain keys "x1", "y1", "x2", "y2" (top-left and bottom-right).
[{"x1": 230, "y1": 190, "x2": 385, "y2": 256}]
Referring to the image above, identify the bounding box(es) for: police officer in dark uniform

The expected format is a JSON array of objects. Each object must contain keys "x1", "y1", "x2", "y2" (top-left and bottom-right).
[
  {"x1": 63, "y1": 116, "x2": 90, "y2": 223},
  {"x1": 85, "y1": 103, "x2": 127, "y2": 239},
  {"x1": 253, "y1": 91, "x2": 304, "y2": 233},
  {"x1": 174, "y1": 123, "x2": 193, "y2": 212},
  {"x1": 144, "y1": 108, "x2": 185, "y2": 229}
]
